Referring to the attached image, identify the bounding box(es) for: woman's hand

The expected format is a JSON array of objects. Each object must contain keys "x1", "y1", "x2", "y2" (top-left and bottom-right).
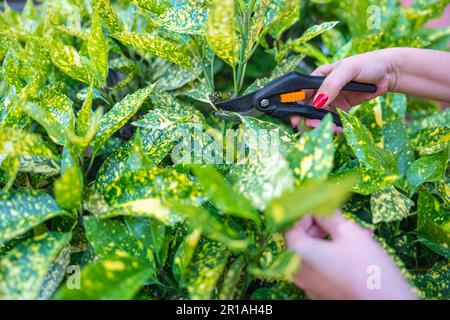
[
  {"x1": 291, "y1": 49, "x2": 395, "y2": 128},
  {"x1": 285, "y1": 212, "x2": 417, "y2": 300},
  {"x1": 292, "y1": 48, "x2": 450, "y2": 128}
]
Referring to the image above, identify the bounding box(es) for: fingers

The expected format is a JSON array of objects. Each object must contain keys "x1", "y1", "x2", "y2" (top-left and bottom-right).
[
  {"x1": 312, "y1": 211, "x2": 355, "y2": 239},
  {"x1": 312, "y1": 64, "x2": 358, "y2": 109},
  {"x1": 290, "y1": 115, "x2": 302, "y2": 127},
  {"x1": 304, "y1": 119, "x2": 343, "y2": 134}
]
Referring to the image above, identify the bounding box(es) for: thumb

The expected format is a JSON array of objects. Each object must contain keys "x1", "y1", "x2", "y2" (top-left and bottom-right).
[{"x1": 312, "y1": 65, "x2": 358, "y2": 109}]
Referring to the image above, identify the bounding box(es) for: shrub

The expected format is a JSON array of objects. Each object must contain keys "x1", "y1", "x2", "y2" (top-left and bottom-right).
[{"x1": 0, "y1": 0, "x2": 449, "y2": 300}]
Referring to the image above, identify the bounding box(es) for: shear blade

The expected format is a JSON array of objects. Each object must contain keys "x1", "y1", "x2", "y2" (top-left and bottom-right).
[{"x1": 214, "y1": 92, "x2": 255, "y2": 113}]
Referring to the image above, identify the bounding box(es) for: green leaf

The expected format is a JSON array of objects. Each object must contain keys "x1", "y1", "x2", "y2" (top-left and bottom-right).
[
  {"x1": 338, "y1": 109, "x2": 397, "y2": 174},
  {"x1": 155, "y1": 1, "x2": 209, "y2": 35},
  {"x1": 54, "y1": 147, "x2": 83, "y2": 210},
  {"x1": 131, "y1": 0, "x2": 169, "y2": 14},
  {"x1": 206, "y1": 0, "x2": 239, "y2": 66},
  {"x1": 418, "y1": 189, "x2": 450, "y2": 250},
  {"x1": 76, "y1": 84, "x2": 94, "y2": 137},
  {"x1": 168, "y1": 202, "x2": 250, "y2": 250},
  {"x1": 227, "y1": 116, "x2": 295, "y2": 210},
  {"x1": 381, "y1": 95, "x2": 415, "y2": 175},
  {"x1": 410, "y1": 108, "x2": 450, "y2": 134},
  {"x1": 411, "y1": 127, "x2": 450, "y2": 156},
  {"x1": 218, "y1": 256, "x2": 245, "y2": 300},
  {"x1": 47, "y1": 39, "x2": 93, "y2": 85},
  {"x1": 124, "y1": 216, "x2": 166, "y2": 260},
  {"x1": 91, "y1": 84, "x2": 154, "y2": 152},
  {"x1": 265, "y1": 177, "x2": 354, "y2": 233},
  {"x1": 37, "y1": 246, "x2": 71, "y2": 300},
  {"x1": 265, "y1": 0, "x2": 301, "y2": 40},
  {"x1": 112, "y1": 32, "x2": 192, "y2": 68},
  {"x1": 244, "y1": 54, "x2": 304, "y2": 94},
  {"x1": 0, "y1": 155, "x2": 19, "y2": 192},
  {"x1": 249, "y1": 250, "x2": 300, "y2": 282},
  {"x1": 251, "y1": 282, "x2": 304, "y2": 300},
  {"x1": 88, "y1": 13, "x2": 109, "y2": 86},
  {"x1": 0, "y1": 232, "x2": 71, "y2": 299},
  {"x1": 0, "y1": 190, "x2": 68, "y2": 243},
  {"x1": 173, "y1": 228, "x2": 202, "y2": 284},
  {"x1": 55, "y1": 256, "x2": 151, "y2": 300},
  {"x1": 277, "y1": 21, "x2": 339, "y2": 61},
  {"x1": 414, "y1": 261, "x2": 450, "y2": 299},
  {"x1": 332, "y1": 166, "x2": 399, "y2": 195},
  {"x1": 101, "y1": 168, "x2": 202, "y2": 225},
  {"x1": 370, "y1": 186, "x2": 414, "y2": 224},
  {"x1": 406, "y1": 148, "x2": 449, "y2": 193},
  {"x1": 92, "y1": 0, "x2": 123, "y2": 32},
  {"x1": 287, "y1": 114, "x2": 335, "y2": 186},
  {"x1": 191, "y1": 165, "x2": 260, "y2": 224},
  {"x1": 186, "y1": 240, "x2": 229, "y2": 299},
  {"x1": 84, "y1": 216, "x2": 157, "y2": 270}
]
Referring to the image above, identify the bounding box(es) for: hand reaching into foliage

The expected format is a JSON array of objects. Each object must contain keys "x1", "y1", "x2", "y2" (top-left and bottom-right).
[
  {"x1": 285, "y1": 212, "x2": 417, "y2": 300},
  {"x1": 291, "y1": 48, "x2": 450, "y2": 128}
]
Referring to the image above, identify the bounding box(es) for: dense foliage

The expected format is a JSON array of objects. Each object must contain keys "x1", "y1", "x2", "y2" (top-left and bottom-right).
[{"x1": 0, "y1": 0, "x2": 449, "y2": 300}]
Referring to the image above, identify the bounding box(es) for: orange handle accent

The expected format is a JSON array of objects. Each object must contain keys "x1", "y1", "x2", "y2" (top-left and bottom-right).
[{"x1": 280, "y1": 91, "x2": 306, "y2": 103}]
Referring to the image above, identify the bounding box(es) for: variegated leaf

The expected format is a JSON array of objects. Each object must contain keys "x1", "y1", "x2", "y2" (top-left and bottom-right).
[
  {"x1": 0, "y1": 190, "x2": 69, "y2": 243},
  {"x1": 0, "y1": 232, "x2": 71, "y2": 299},
  {"x1": 287, "y1": 114, "x2": 335, "y2": 186},
  {"x1": 55, "y1": 256, "x2": 151, "y2": 299},
  {"x1": 91, "y1": 84, "x2": 154, "y2": 152},
  {"x1": 370, "y1": 186, "x2": 414, "y2": 224},
  {"x1": 186, "y1": 240, "x2": 229, "y2": 299},
  {"x1": 249, "y1": 250, "x2": 300, "y2": 282},
  {"x1": 112, "y1": 32, "x2": 192, "y2": 68},
  {"x1": 87, "y1": 13, "x2": 109, "y2": 86},
  {"x1": 206, "y1": 0, "x2": 239, "y2": 66},
  {"x1": 411, "y1": 127, "x2": 450, "y2": 156},
  {"x1": 91, "y1": 0, "x2": 123, "y2": 32}
]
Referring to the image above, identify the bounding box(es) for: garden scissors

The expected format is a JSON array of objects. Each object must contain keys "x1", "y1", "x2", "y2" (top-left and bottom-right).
[{"x1": 214, "y1": 72, "x2": 377, "y2": 127}]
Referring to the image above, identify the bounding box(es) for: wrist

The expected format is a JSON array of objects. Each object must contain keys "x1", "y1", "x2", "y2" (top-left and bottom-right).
[{"x1": 378, "y1": 48, "x2": 402, "y2": 92}]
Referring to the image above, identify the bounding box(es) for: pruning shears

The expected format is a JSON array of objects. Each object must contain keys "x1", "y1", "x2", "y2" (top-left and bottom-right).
[{"x1": 214, "y1": 72, "x2": 377, "y2": 127}]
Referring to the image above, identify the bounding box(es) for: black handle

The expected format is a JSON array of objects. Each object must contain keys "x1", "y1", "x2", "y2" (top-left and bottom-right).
[
  {"x1": 254, "y1": 72, "x2": 376, "y2": 102},
  {"x1": 269, "y1": 104, "x2": 342, "y2": 127}
]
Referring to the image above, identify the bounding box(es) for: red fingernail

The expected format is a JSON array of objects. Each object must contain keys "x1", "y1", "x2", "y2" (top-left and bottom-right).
[{"x1": 313, "y1": 93, "x2": 328, "y2": 108}]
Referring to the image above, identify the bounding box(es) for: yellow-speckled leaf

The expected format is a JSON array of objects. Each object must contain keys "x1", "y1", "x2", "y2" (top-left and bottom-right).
[
  {"x1": 370, "y1": 186, "x2": 414, "y2": 224},
  {"x1": 0, "y1": 127, "x2": 58, "y2": 167},
  {"x1": 332, "y1": 166, "x2": 399, "y2": 195},
  {"x1": 54, "y1": 147, "x2": 83, "y2": 210},
  {"x1": 0, "y1": 156, "x2": 19, "y2": 192},
  {"x1": 173, "y1": 228, "x2": 201, "y2": 284},
  {"x1": 0, "y1": 190, "x2": 69, "y2": 243},
  {"x1": 411, "y1": 127, "x2": 450, "y2": 156},
  {"x1": 406, "y1": 148, "x2": 449, "y2": 193},
  {"x1": 249, "y1": 250, "x2": 300, "y2": 282},
  {"x1": 84, "y1": 216, "x2": 157, "y2": 269},
  {"x1": 277, "y1": 21, "x2": 339, "y2": 61},
  {"x1": 0, "y1": 232, "x2": 71, "y2": 299},
  {"x1": 244, "y1": 54, "x2": 304, "y2": 94},
  {"x1": 100, "y1": 168, "x2": 202, "y2": 225},
  {"x1": 76, "y1": 84, "x2": 94, "y2": 137},
  {"x1": 265, "y1": 0, "x2": 300, "y2": 40},
  {"x1": 414, "y1": 261, "x2": 450, "y2": 299},
  {"x1": 88, "y1": 14, "x2": 109, "y2": 86},
  {"x1": 47, "y1": 39, "x2": 93, "y2": 85},
  {"x1": 91, "y1": 84, "x2": 154, "y2": 152},
  {"x1": 186, "y1": 240, "x2": 229, "y2": 299},
  {"x1": 218, "y1": 256, "x2": 244, "y2": 299},
  {"x1": 206, "y1": 0, "x2": 239, "y2": 66},
  {"x1": 112, "y1": 32, "x2": 192, "y2": 68},
  {"x1": 168, "y1": 201, "x2": 250, "y2": 250},
  {"x1": 191, "y1": 165, "x2": 260, "y2": 224},
  {"x1": 55, "y1": 256, "x2": 151, "y2": 299},
  {"x1": 338, "y1": 109, "x2": 397, "y2": 174},
  {"x1": 155, "y1": 0, "x2": 209, "y2": 34},
  {"x1": 91, "y1": 0, "x2": 123, "y2": 32},
  {"x1": 265, "y1": 177, "x2": 354, "y2": 233},
  {"x1": 131, "y1": 0, "x2": 169, "y2": 14},
  {"x1": 287, "y1": 114, "x2": 335, "y2": 186},
  {"x1": 418, "y1": 189, "x2": 450, "y2": 250}
]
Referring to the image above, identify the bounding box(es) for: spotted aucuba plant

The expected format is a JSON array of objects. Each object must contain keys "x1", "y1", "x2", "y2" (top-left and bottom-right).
[{"x1": 0, "y1": 0, "x2": 448, "y2": 300}]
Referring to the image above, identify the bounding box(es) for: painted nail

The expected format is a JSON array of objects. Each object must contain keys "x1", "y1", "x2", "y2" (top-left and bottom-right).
[{"x1": 313, "y1": 93, "x2": 328, "y2": 108}]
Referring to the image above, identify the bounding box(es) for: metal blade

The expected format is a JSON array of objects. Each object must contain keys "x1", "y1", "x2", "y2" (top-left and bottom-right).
[{"x1": 214, "y1": 92, "x2": 255, "y2": 113}]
